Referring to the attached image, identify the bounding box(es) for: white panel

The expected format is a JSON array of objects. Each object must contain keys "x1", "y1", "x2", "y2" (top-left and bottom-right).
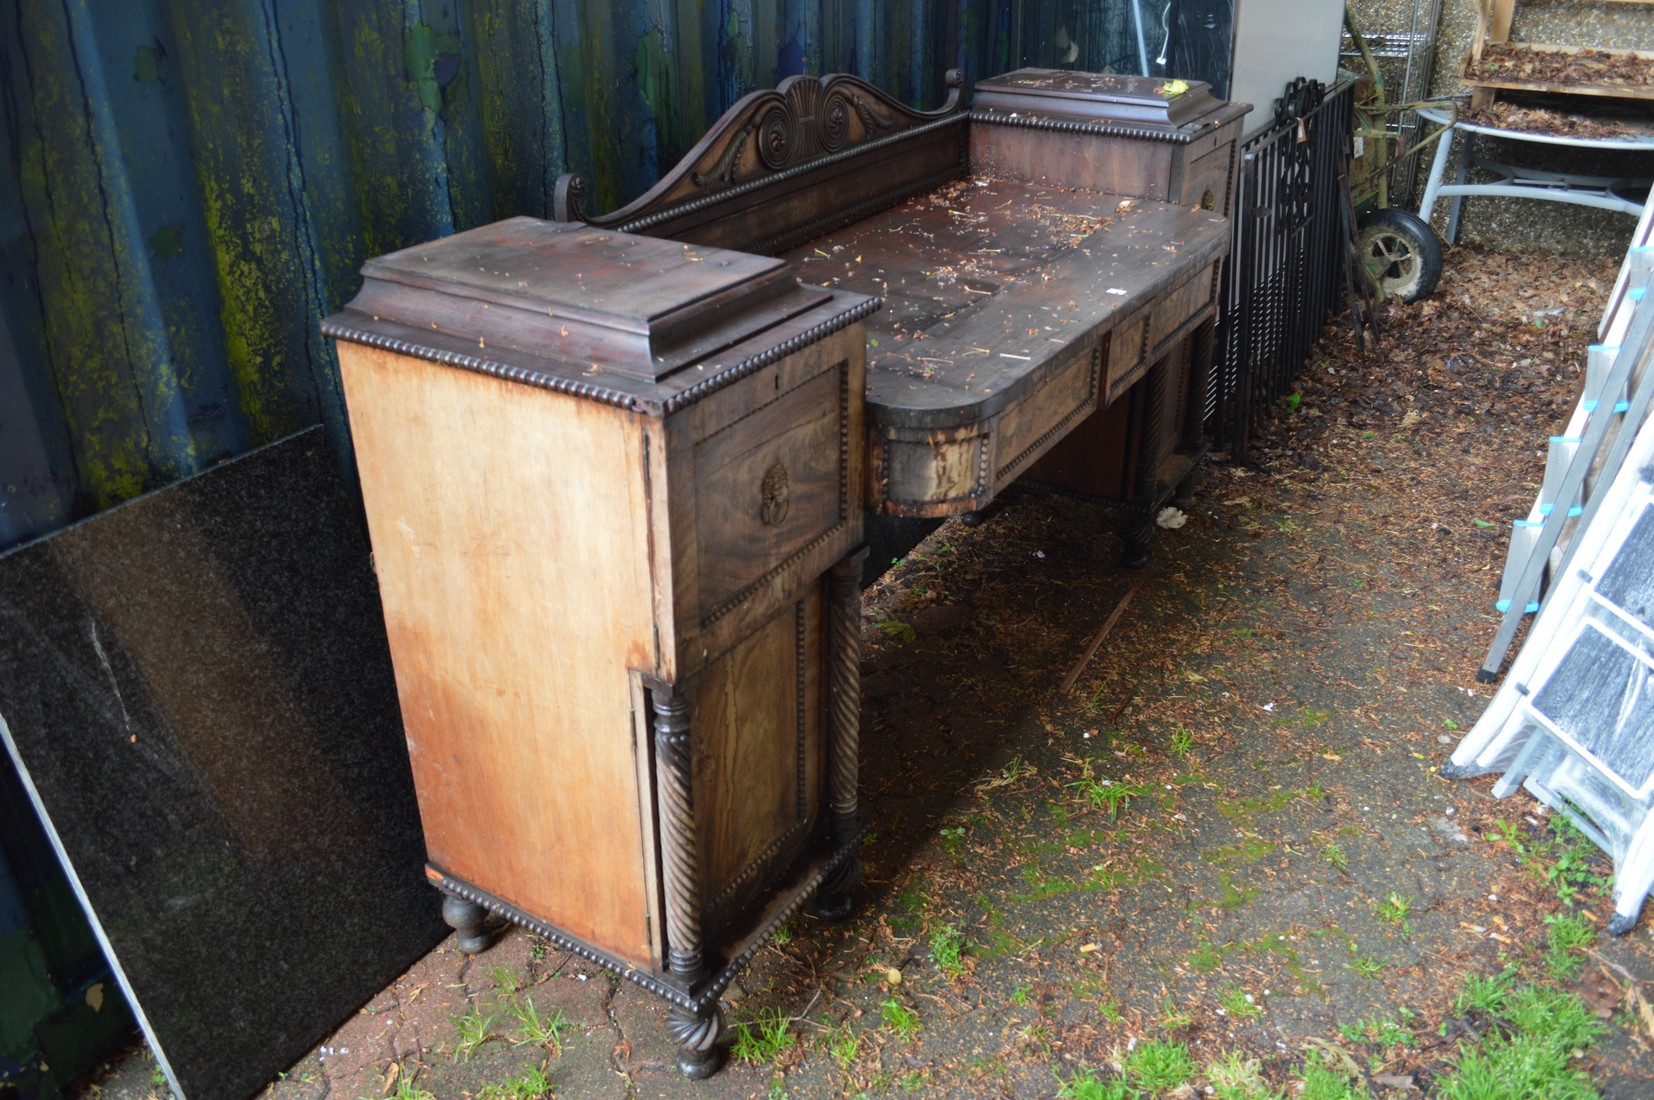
[{"x1": 1229, "y1": 0, "x2": 1346, "y2": 137}]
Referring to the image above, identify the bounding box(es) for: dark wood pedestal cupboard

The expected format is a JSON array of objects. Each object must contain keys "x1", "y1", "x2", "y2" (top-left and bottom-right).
[{"x1": 324, "y1": 219, "x2": 876, "y2": 1078}]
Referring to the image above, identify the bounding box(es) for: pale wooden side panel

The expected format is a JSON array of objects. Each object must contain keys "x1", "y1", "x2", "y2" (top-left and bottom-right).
[{"x1": 338, "y1": 344, "x2": 660, "y2": 967}]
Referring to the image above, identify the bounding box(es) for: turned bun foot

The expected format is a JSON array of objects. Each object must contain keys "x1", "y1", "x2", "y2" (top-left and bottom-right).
[
  {"x1": 441, "y1": 894, "x2": 492, "y2": 954},
  {"x1": 667, "y1": 1003, "x2": 726, "y2": 1079},
  {"x1": 677, "y1": 1042, "x2": 727, "y2": 1080},
  {"x1": 809, "y1": 854, "x2": 863, "y2": 923}
]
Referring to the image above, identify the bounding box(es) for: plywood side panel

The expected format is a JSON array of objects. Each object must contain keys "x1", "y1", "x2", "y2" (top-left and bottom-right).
[{"x1": 337, "y1": 344, "x2": 659, "y2": 966}]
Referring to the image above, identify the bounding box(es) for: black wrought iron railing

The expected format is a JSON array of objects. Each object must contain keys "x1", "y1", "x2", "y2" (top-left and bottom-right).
[{"x1": 1211, "y1": 77, "x2": 1356, "y2": 457}]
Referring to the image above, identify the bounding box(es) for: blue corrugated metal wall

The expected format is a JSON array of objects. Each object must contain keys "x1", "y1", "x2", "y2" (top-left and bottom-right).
[{"x1": 0, "y1": 0, "x2": 1019, "y2": 549}]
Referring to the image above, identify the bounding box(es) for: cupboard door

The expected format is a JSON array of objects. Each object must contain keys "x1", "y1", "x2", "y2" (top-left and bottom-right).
[{"x1": 684, "y1": 589, "x2": 824, "y2": 940}]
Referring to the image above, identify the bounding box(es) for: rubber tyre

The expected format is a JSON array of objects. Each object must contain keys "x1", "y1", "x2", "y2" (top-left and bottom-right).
[{"x1": 1356, "y1": 208, "x2": 1443, "y2": 303}]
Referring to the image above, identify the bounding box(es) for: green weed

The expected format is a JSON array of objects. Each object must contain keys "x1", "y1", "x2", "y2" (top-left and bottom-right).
[
  {"x1": 477, "y1": 1066, "x2": 552, "y2": 1100},
  {"x1": 507, "y1": 995, "x2": 568, "y2": 1051},
  {"x1": 1298, "y1": 1062, "x2": 1363, "y2": 1100},
  {"x1": 385, "y1": 1077, "x2": 437, "y2": 1100},
  {"x1": 1068, "y1": 773, "x2": 1151, "y2": 820},
  {"x1": 825, "y1": 1024, "x2": 859, "y2": 1067},
  {"x1": 1545, "y1": 911, "x2": 1595, "y2": 981},
  {"x1": 451, "y1": 1004, "x2": 494, "y2": 1061},
  {"x1": 1218, "y1": 986, "x2": 1262, "y2": 1019},
  {"x1": 1055, "y1": 1067, "x2": 1133, "y2": 1100},
  {"x1": 1207, "y1": 1049, "x2": 1283, "y2": 1100},
  {"x1": 1489, "y1": 815, "x2": 1610, "y2": 905},
  {"x1": 1021, "y1": 1018, "x2": 1058, "y2": 1054},
  {"x1": 731, "y1": 1005, "x2": 793, "y2": 1065},
  {"x1": 731, "y1": 1006, "x2": 796, "y2": 1064},
  {"x1": 1376, "y1": 893, "x2": 1414, "y2": 934},
  {"x1": 881, "y1": 998, "x2": 921, "y2": 1038},
  {"x1": 1502, "y1": 981, "x2": 1602, "y2": 1050},
  {"x1": 1158, "y1": 994, "x2": 1194, "y2": 1030},
  {"x1": 1124, "y1": 1038, "x2": 1197, "y2": 1091},
  {"x1": 938, "y1": 825, "x2": 966, "y2": 857},
  {"x1": 1437, "y1": 977, "x2": 1603, "y2": 1099},
  {"x1": 1439, "y1": 1036, "x2": 1597, "y2": 1100},
  {"x1": 1322, "y1": 842, "x2": 1350, "y2": 874},
  {"x1": 930, "y1": 923, "x2": 966, "y2": 979},
  {"x1": 1342, "y1": 1007, "x2": 1414, "y2": 1048},
  {"x1": 1452, "y1": 968, "x2": 1519, "y2": 1017},
  {"x1": 1171, "y1": 724, "x2": 1195, "y2": 759},
  {"x1": 1347, "y1": 950, "x2": 1383, "y2": 979}
]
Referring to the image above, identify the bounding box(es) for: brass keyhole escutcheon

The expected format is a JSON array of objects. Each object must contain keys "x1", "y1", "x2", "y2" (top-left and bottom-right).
[{"x1": 760, "y1": 462, "x2": 790, "y2": 527}]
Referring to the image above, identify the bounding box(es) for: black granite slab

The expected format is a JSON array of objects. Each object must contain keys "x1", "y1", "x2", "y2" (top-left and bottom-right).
[{"x1": 0, "y1": 428, "x2": 443, "y2": 1100}]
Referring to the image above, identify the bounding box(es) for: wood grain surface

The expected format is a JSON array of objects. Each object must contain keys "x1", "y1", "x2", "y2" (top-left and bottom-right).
[{"x1": 338, "y1": 343, "x2": 661, "y2": 966}]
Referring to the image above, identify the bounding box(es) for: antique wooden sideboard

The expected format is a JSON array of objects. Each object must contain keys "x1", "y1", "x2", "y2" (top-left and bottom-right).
[{"x1": 323, "y1": 68, "x2": 1245, "y2": 1077}]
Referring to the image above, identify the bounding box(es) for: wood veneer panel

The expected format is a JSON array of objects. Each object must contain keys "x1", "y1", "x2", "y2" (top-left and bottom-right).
[
  {"x1": 688, "y1": 591, "x2": 823, "y2": 938},
  {"x1": 694, "y1": 369, "x2": 845, "y2": 619},
  {"x1": 338, "y1": 344, "x2": 659, "y2": 966},
  {"x1": 665, "y1": 328, "x2": 865, "y2": 674}
]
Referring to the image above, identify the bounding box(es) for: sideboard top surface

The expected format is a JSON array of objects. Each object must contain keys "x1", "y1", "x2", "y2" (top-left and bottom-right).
[
  {"x1": 973, "y1": 68, "x2": 1224, "y2": 128},
  {"x1": 330, "y1": 216, "x2": 852, "y2": 386},
  {"x1": 781, "y1": 176, "x2": 1229, "y2": 430}
]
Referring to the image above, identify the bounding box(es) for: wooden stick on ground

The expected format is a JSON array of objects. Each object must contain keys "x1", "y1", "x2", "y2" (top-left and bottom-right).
[{"x1": 1059, "y1": 579, "x2": 1146, "y2": 694}]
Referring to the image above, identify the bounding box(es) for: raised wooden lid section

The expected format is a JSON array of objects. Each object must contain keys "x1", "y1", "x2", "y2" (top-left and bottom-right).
[
  {"x1": 972, "y1": 69, "x2": 1222, "y2": 128},
  {"x1": 334, "y1": 216, "x2": 831, "y2": 383}
]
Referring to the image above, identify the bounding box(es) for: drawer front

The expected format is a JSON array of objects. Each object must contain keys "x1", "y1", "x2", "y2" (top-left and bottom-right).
[
  {"x1": 1180, "y1": 142, "x2": 1235, "y2": 215},
  {"x1": 1147, "y1": 264, "x2": 1217, "y2": 354},
  {"x1": 693, "y1": 364, "x2": 852, "y2": 631},
  {"x1": 992, "y1": 340, "x2": 1102, "y2": 488},
  {"x1": 1104, "y1": 309, "x2": 1150, "y2": 403}
]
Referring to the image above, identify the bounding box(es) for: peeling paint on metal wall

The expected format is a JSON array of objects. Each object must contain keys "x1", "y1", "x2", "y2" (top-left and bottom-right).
[{"x1": 0, "y1": 0, "x2": 1014, "y2": 550}]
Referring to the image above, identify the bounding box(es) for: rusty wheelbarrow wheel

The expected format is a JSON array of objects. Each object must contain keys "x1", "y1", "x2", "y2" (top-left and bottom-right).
[{"x1": 1356, "y1": 208, "x2": 1443, "y2": 303}]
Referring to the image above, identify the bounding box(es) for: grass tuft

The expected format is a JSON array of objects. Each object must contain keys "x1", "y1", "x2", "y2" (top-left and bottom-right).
[
  {"x1": 1055, "y1": 1067, "x2": 1133, "y2": 1100},
  {"x1": 1123, "y1": 1037, "x2": 1196, "y2": 1091},
  {"x1": 730, "y1": 1006, "x2": 796, "y2": 1064},
  {"x1": 880, "y1": 998, "x2": 921, "y2": 1038}
]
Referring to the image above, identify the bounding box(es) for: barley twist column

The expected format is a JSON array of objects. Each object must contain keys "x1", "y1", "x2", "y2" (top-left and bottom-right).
[
  {"x1": 812, "y1": 549, "x2": 867, "y2": 921},
  {"x1": 651, "y1": 684, "x2": 705, "y2": 983},
  {"x1": 650, "y1": 682, "x2": 725, "y2": 1078}
]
